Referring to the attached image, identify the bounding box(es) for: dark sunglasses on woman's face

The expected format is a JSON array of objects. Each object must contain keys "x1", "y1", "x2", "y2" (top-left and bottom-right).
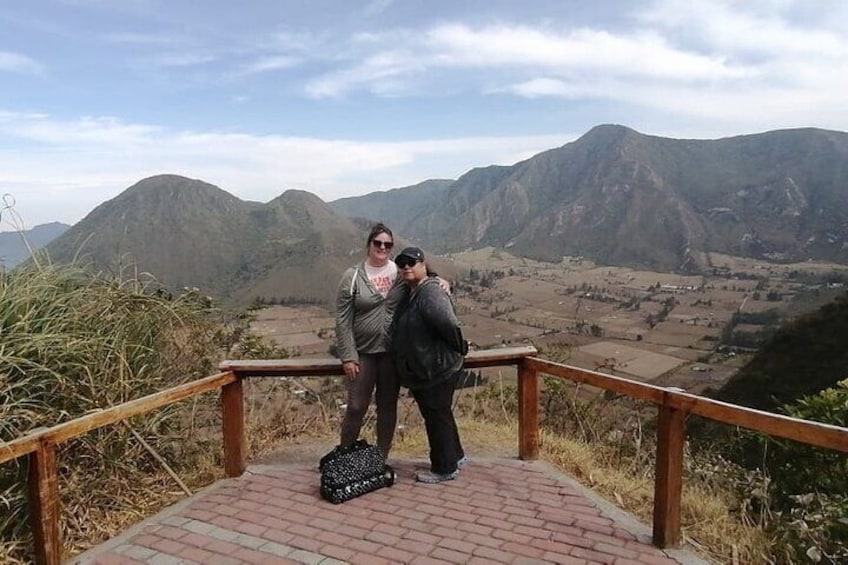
[
  {"x1": 371, "y1": 240, "x2": 394, "y2": 249},
  {"x1": 395, "y1": 257, "x2": 420, "y2": 269}
]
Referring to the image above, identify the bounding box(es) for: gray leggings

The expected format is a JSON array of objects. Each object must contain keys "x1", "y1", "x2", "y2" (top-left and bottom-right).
[{"x1": 339, "y1": 353, "x2": 400, "y2": 457}]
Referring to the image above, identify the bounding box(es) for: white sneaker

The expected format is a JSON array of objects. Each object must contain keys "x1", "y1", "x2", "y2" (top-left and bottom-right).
[
  {"x1": 457, "y1": 455, "x2": 469, "y2": 469},
  {"x1": 416, "y1": 470, "x2": 459, "y2": 483}
]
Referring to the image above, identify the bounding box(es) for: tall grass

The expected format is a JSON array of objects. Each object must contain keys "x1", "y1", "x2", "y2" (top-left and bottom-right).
[{"x1": 0, "y1": 260, "x2": 226, "y2": 561}]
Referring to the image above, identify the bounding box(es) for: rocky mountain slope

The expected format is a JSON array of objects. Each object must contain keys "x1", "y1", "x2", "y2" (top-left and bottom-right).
[{"x1": 331, "y1": 125, "x2": 848, "y2": 272}]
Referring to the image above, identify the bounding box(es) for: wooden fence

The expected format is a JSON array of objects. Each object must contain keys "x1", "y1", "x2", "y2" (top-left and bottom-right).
[{"x1": 2, "y1": 345, "x2": 847, "y2": 564}]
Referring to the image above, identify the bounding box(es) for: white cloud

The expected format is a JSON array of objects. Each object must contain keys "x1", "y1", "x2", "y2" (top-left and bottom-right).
[
  {"x1": 0, "y1": 51, "x2": 44, "y2": 75},
  {"x1": 299, "y1": 13, "x2": 848, "y2": 133},
  {"x1": 2, "y1": 114, "x2": 162, "y2": 145},
  {"x1": 505, "y1": 78, "x2": 583, "y2": 99},
  {"x1": 305, "y1": 49, "x2": 421, "y2": 98},
  {"x1": 151, "y1": 53, "x2": 217, "y2": 67},
  {"x1": 424, "y1": 24, "x2": 745, "y2": 81},
  {"x1": 640, "y1": 0, "x2": 848, "y2": 59},
  {"x1": 237, "y1": 55, "x2": 301, "y2": 76},
  {"x1": 363, "y1": 0, "x2": 395, "y2": 17},
  {"x1": 305, "y1": 22, "x2": 752, "y2": 99},
  {"x1": 266, "y1": 31, "x2": 327, "y2": 54},
  {"x1": 0, "y1": 110, "x2": 571, "y2": 227},
  {"x1": 101, "y1": 32, "x2": 181, "y2": 46}
]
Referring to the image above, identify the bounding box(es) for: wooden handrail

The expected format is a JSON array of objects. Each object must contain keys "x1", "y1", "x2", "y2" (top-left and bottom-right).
[
  {"x1": 0, "y1": 371, "x2": 237, "y2": 466},
  {"x1": 669, "y1": 393, "x2": 848, "y2": 452},
  {"x1": 524, "y1": 357, "x2": 668, "y2": 403},
  {"x1": 524, "y1": 356, "x2": 848, "y2": 548},
  {"x1": 3, "y1": 346, "x2": 848, "y2": 562},
  {"x1": 218, "y1": 345, "x2": 537, "y2": 376},
  {"x1": 525, "y1": 357, "x2": 848, "y2": 453}
]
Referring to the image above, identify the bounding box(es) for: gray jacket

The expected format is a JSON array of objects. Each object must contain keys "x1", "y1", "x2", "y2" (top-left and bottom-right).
[
  {"x1": 391, "y1": 277, "x2": 467, "y2": 390},
  {"x1": 334, "y1": 263, "x2": 407, "y2": 363}
]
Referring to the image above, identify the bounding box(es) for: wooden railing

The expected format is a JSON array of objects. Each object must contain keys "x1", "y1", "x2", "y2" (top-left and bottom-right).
[
  {"x1": 521, "y1": 358, "x2": 848, "y2": 547},
  {"x1": 2, "y1": 345, "x2": 847, "y2": 563}
]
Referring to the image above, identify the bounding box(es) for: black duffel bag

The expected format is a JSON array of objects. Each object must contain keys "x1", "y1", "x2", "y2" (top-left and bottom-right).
[{"x1": 319, "y1": 439, "x2": 396, "y2": 504}]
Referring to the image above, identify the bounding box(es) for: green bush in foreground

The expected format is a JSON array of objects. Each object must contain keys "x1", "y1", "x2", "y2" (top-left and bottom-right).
[
  {"x1": 766, "y1": 380, "x2": 848, "y2": 564},
  {"x1": 0, "y1": 262, "x2": 226, "y2": 560},
  {"x1": 712, "y1": 379, "x2": 848, "y2": 563}
]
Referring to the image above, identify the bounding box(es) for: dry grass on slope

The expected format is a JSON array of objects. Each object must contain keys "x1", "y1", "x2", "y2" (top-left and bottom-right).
[{"x1": 535, "y1": 427, "x2": 771, "y2": 564}]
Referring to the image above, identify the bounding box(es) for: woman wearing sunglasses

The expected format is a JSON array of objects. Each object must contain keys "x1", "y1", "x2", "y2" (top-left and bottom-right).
[
  {"x1": 334, "y1": 223, "x2": 403, "y2": 459},
  {"x1": 391, "y1": 246, "x2": 467, "y2": 484}
]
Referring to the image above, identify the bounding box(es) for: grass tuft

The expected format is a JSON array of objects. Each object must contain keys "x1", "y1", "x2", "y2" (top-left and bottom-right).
[{"x1": 0, "y1": 261, "x2": 227, "y2": 561}]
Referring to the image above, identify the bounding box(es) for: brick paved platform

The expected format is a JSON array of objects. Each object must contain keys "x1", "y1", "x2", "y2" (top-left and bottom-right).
[{"x1": 71, "y1": 458, "x2": 708, "y2": 564}]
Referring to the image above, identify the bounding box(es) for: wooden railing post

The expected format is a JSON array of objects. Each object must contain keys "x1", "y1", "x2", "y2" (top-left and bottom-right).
[
  {"x1": 221, "y1": 376, "x2": 245, "y2": 477},
  {"x1": 653, "y1": 396, "x2": 685, "y2": 548},
  {"x1": 517, "y1": 358, "x2": 539, "y2": 460},
  {"x1": 28, "y1": 438, "x2": 61, "y2": 565}
]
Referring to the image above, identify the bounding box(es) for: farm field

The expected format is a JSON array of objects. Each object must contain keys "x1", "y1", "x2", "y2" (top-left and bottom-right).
[
  {"x1": 249, "y1": 305, "x2": 335, "y2": 356},
  {"x1": 250, "y1": 248, "x2": 848, "y2": 393}
]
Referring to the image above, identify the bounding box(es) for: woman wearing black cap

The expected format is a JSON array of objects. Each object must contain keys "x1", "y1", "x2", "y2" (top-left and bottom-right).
[{"x1": 391, "y1": 246, "x2": 467, "y2": 483}]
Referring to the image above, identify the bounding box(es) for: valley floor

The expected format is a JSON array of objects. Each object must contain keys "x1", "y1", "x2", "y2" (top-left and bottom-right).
[{"x1": 250, "y1": 250, "x2": 848, "y2": 394}]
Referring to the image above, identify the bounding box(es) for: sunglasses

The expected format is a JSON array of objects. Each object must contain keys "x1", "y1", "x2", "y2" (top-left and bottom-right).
[
  {"x1": 371, "y1": 240, "x2": 394, "y2": 249},
  {"x1": 395, "y1": 257, "x2": 421, "y2": 269}
]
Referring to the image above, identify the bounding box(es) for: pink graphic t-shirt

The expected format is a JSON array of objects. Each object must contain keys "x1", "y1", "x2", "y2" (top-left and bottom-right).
[{"x1": 364, "y1": 261, "x2": 398, "y2": 298}]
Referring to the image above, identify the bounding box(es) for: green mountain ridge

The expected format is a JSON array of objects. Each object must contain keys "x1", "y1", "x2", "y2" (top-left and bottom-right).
[
  {"x1": 44, "y1": 175, "x2": 458, "y2": 306},
  {"x1": 715, "y1": 290, "x2": 848, "y2": 412},
  {"x1": 45, "y1": 175, "x2": 367, "y2": 305}
]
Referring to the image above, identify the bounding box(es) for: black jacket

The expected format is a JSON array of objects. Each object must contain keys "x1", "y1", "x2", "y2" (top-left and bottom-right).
[{"x1": 391, "y1": 278, "x2": 467, "y2": 390}]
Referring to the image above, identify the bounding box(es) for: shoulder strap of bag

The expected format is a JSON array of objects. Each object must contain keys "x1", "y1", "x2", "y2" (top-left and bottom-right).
[{"x1": 349, "y1": 266, "x2": 359, "y2": 295}]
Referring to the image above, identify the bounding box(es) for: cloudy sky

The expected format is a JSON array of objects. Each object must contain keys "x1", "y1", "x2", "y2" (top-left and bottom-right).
[{"x1": 1, "y1": 0, "x2": 847, "y2": 228}]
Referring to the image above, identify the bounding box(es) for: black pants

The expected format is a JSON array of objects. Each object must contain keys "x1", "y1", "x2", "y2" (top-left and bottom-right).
[{"x1": 411, "y1": 372, "x2": 465, "y2": 474}]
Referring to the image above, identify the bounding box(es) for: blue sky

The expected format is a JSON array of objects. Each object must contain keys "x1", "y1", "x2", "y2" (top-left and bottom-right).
[{"x1": 1, "y1": 0, "x2": 847, "y2": 228}]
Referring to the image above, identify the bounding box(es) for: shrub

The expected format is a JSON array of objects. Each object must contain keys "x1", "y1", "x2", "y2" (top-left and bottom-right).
[
  {"x1": 0, "y1": 262, "x2": 226, "y2": 560},
  {"x1": 763, "y1": 380, "x2": 848, "y2": 563},
  {"x1": 709, "y1": 380, "x2": 848, "y2": 563}
]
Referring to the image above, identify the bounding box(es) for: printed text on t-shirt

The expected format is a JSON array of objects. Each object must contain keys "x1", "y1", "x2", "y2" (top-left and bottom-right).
[{"x1": 371, "y1": 275, "x2": 393, "y2": 295}]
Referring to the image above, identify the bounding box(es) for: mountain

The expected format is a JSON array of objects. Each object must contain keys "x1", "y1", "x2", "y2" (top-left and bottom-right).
[
  {"x1": 40, "y1": 125, "x2": 848, "y2": 302},
  {"x1": 224, "y1": 189, "x2": 373, "y2": 305},
  {"x1": 714, "y1": 291, "x2": 848, "y2": 412},
  {"x1": 44, "y1": 175, "x2": 367, "y2": 304},
  {"x1": 330, "y1": 125, "x2": 848, "y2": 272},
  {"x1": 331, "y1": 179, "x2": 454, "y2": 226},
  {"x1": 0, "y1": 222, "x2": 70, "y2": 268}
]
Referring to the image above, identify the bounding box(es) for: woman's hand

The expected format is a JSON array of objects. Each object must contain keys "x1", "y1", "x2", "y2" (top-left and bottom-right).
[
  {"x1": 342, "y1": 361, "x2": 360, "y2": 380},
  {"x1": 435, "y1": 276, "x2": 451, "y2": 295}
]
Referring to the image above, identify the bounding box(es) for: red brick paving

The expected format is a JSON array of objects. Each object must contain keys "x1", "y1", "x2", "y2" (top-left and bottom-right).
[{"x1": 70, "y1": 458, "x2": 707, "y2": 564}]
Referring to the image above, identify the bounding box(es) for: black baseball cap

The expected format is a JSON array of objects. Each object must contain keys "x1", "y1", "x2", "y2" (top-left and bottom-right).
[{"x1": 396, "y1": 246, "x2": 424, "y2": 262}]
